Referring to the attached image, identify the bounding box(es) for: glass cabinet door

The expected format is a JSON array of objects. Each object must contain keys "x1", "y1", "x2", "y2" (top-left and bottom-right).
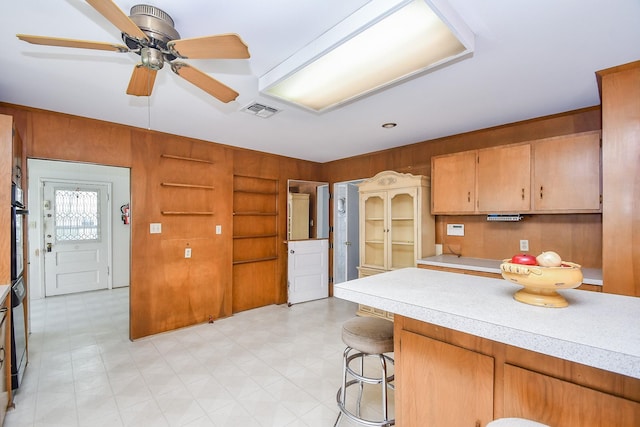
[
  {"x1": 361, "y1": 192, "x2": 386, "y2": 269},
  {"x1": 388, "y1": 189, "x2": 417, "y2": 269}
]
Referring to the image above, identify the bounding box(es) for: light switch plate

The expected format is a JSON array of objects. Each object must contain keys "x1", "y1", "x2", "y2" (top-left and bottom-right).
[
  {"x1": 150, "y1": 223, "x2": 162, "y2": 234},
  {"x1": 216, "y1": 225, "x2": 222, "y2": 235},
  {"x1": 446, "y1": 224, "x2": 464, "y2": 236}
]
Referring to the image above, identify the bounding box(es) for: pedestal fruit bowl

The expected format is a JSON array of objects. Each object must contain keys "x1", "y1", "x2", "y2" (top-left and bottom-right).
[{"x1": 500, "y1": 260, "x2": 583, "y2": 308}]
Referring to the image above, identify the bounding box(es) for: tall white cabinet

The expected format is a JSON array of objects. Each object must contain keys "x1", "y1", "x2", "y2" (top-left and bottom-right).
[{"x1": 357, "y1": 171, "x2": 435, "y2": 318}]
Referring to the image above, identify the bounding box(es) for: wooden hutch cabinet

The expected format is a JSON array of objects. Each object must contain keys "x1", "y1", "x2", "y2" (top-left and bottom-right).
[{"x1": 357, "y1": 171, "x2": 435, "y2": 318}]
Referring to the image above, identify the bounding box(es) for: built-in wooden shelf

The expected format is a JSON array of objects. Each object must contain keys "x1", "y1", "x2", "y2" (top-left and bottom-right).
[
  {"x1": 234, "y1": 190, "x2": 278, "y2": 195},
  {"x1": 233, "y1": 234, "x2": 277, "y2": 240},
  {"x1": 232, "y1": 174, "x2": 280, "y2": 312},
  {"x1": 161, "y1": 211, "x2": 215, "y2": 216},
  {"x1": 160, "y1": 154, "x2": 215, "y2": 164},
  {"x1": 232, "y1": 256, "x2": 278, "y2": 265},
  {"x1": 161, "y1": 182, "x2": 215, "y2": 190},
  {"x1": 233, "y1": 212, "x2": 277, "y2": 216}
]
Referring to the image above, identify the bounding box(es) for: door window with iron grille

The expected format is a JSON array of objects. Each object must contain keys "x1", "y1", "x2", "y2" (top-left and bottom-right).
[{"x1": 54, "y1": 187, "x2": 101, "y2": 242}]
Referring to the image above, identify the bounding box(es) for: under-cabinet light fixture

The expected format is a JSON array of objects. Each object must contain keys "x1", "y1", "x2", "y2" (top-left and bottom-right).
[
  {"x1": 259, "y1": 0, "x2": 474, "y2": 112},
  {"x1": 487, "y1": 214, "x2": 524, "y2": 222}
]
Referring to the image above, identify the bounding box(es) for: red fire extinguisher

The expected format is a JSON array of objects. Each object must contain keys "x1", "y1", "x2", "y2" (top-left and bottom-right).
[{"x1": 120, "y1": 203, "x2": 130, "y2": 225}]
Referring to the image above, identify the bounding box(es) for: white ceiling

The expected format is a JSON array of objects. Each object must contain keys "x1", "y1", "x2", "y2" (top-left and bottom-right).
[{"x1": 2, "y1": 0, "x2": 639, "y2": 163}]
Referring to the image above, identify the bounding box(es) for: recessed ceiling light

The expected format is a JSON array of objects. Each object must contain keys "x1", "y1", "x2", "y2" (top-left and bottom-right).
[{"x1": 382, "y1": 122, "x2": 397, "y2": 129}]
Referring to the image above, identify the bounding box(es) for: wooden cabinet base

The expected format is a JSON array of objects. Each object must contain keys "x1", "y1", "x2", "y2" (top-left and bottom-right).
[{"x1": 394, "y1": 315, "x2": 640, "y2": 427}]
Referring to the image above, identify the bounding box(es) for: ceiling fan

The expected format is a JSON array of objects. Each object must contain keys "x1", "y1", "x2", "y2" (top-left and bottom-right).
[{"x1": 16, "y1": 0, "x2": 250, "y2": 103}]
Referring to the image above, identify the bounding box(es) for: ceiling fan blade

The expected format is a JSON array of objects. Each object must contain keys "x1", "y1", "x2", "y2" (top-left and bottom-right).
[
  {"x1": 85, "y1": 0, "x2": 148, "y2": 41},
  {"x1": 168, "y1": 34, "x2": 250, "y2": 59},
  {"x1": 171, "y1": 62, "x2": 239, "y2": 103},
  {"x1": 126, "y1": 64, "x2": 157, "y2": 96},
  {"x1": 16, "y1": 34, "x2": 129, "y2": 52}
]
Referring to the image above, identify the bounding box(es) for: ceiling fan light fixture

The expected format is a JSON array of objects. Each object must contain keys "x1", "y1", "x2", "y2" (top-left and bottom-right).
[
  {"x1": 141, "y1": 47, "x2": 164, "y2": 70},
  {"x1": 259, "y1": 0, "x2": 474, "y2": 112},
  {"x1": 128, "y1": 4, "x2": 180, "y2": 44},
  {"x1": 16, "y1": 1, "x2": 249, "y2": 104}
]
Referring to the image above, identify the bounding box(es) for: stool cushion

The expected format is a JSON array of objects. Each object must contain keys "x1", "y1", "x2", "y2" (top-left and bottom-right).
[
  {"x1": 487, "y1": 418, "x2": 550, "y2": 427},
  {"x1": 342, "y1": 316, "x2": 394, "y2": 354}
]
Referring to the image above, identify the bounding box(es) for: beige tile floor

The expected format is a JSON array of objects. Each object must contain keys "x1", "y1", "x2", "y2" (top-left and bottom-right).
[{"x1": 4, "y1": 288, "x2": 394, "y2": 426}]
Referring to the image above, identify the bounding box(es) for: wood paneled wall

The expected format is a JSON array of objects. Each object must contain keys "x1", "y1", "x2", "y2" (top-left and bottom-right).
[
  {"x1": 597, "y1": 61, "x2": 640, "y2": 295},
  {"x1": 435, "y1": 214, "x2": 602, "y2": 267},
  {"x1": 0, "y1": 100, "x2": 610, "y2": 338},
  {"x1": 323, "y1": 107, "x2": 604, "y2": 268},
  {"x1": 0, "y1": 103, "x2": 321, "y2": 339}
]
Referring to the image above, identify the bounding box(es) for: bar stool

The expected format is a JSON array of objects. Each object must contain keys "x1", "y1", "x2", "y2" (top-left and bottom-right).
[
  {"x1": 487, "y1": 418, "x2": 550, "y2": 427},
  {"x1": 334, "y1": 316, "x2": 395, "y2": 427}
]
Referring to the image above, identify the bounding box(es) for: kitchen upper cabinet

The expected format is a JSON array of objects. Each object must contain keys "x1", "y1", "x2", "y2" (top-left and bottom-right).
[
  {"x1": 477, "y1": 144, "x2": 530, "y2": 213},
  {"x1": 431, "y1": 151, "x2": 476, "y2": 214},
  {"x1": 532, "y1": 131, "x2": 601, "y2": 212},
  {"x1": 431, "y1": 131, "x2": 602, "y2": 214}
]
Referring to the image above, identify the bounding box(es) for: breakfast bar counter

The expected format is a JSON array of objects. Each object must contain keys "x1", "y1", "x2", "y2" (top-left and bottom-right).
[
  {"x1": 335, "y1": 267, "x2": 640, "y2": 426},
  {"x1": 333, "y1": 267, "x2": 639, "y2": 378}
]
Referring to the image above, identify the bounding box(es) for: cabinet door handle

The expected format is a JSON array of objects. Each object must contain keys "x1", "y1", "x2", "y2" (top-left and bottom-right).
[
  {"x1": 540, "y1": 185, "x2": 544, "y2": 199},
  {"x1": 522, "y1": 188, "x2": 525, "y2": 200},
  {"x1": 467, "y1": 191, "x2": 471, "y2": 203}
]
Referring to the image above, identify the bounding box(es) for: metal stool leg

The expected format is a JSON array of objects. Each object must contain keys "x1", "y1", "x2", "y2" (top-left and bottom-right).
[
  {"x1": 379, "y1": 354, "x2": 388, "y2": 421},
  {"x1": 335, "y1": 347, "x2": 395, "y2": 426},
  {"x1": 334, "y1": 346, "x2": 351, "y2": 427},
  {"x1": 356, "y1": 349, "x2": 364, "y2": 417}
]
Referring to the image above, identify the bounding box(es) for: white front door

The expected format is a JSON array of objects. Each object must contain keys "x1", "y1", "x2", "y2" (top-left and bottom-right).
[
  {"x1": 287, "y1": 239, "x2": 328, "y2": 305},
  {"x1": 43, "y1": 180, "x2": 111, "y2": 296}
]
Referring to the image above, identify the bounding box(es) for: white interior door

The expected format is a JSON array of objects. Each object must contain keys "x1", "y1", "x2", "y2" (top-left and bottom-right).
[
  {"x1": 333, "y1": 182, "x2": 361, "y2": 284},
  {"x1": 287, "y1": 239, "x2": 328, "y2": 305},
  {"x1": 43, "y1": 180, "x2": 111, "y2": 296}
]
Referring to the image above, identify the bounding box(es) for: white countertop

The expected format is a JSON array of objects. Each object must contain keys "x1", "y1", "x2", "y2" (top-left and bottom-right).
[
  {"x1": 418, "y1": 254, "x2": 603, "y2": 286},
  {"x1": 333, "y1": 267, "x2": 639, "y2": 379}
]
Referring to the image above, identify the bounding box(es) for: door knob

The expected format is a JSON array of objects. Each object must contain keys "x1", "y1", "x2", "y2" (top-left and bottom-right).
[
  {"x1": 290, "y1": 250, "x2": 295, "y2": 254},
  {"x1": 345, "y1": 241, "x2": 351, "y2": 246},
  {"x1": 46, "y1": 243, "x2": 52, "y2": 252}
]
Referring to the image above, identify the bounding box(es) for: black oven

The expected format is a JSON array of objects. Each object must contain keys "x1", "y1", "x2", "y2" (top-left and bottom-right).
[
  {"x1": 10, "y1": 182, "x2": 28, "y2": 390},
  {"x1": 11, "y1": 183, "x2": 25, "y2": 281}
]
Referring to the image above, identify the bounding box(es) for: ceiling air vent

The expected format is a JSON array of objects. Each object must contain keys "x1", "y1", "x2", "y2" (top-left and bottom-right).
[{"x1": 242, "y1": 102, "x2": 280, "y2": 118}]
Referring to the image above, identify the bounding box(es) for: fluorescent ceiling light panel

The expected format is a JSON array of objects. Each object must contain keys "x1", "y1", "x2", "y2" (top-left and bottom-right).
[{"x1": 259, "y1": 0, "x2": 474, "y2": 112}]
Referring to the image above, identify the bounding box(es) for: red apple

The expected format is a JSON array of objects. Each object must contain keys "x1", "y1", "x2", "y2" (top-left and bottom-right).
[{"x1": 511, "y1": 254, "x2": 538, "y2": 265}]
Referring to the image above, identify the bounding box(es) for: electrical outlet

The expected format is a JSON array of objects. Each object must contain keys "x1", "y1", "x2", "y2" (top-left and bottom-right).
[
  {"x1": 185, "y1": 248, "x2": 192, "y2": 258},
  {"x1": 520, "y1": 240, "x2": 529, "y2": 252}
]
